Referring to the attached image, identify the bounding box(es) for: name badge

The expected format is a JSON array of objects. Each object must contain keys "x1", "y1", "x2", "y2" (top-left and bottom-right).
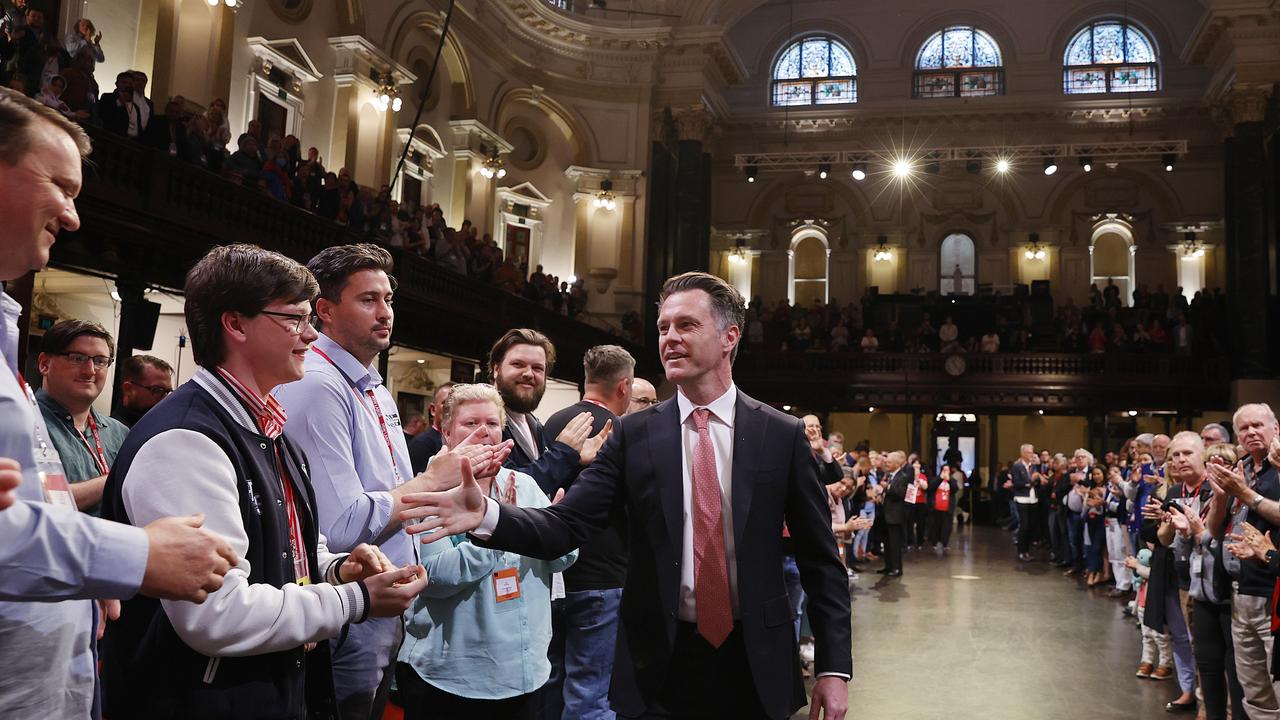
[
  {"x1": 494, "y1": 567, "x2": 521, "y2": 602},
  {"x1": 39, "y1": 471, "x2": 75, "y2": 508},
  {"x1": 1190, "y1": 552, "x2": 1203, "y2": 575}
]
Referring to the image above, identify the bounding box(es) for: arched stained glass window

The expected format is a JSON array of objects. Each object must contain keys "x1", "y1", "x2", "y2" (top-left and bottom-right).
[
  {"x1": 1063, "y1": 21, "x2": 1159, "y2": 94},
  {"x1": 772, "y1": 36, "x2": 857, "y2": 107},
  {"x1": 914, "y1": 26, "x2": 1004, "y2": 98}
]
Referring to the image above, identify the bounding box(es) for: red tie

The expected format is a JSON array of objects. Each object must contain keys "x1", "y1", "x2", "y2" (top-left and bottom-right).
[{"x1": 691, "y1": 408, "x2": 733, "y2": 647}]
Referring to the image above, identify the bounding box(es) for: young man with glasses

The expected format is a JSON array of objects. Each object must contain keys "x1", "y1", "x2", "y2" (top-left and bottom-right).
[
  {"x1": 112, "y1": 354, "x2": 174, "y2": 427},
  {"x1": 100, "y1": 243, "x2": 433, "y2": 719},
  {"x1": 35, "y1": 319, "x2": 130, "y2": 514}
]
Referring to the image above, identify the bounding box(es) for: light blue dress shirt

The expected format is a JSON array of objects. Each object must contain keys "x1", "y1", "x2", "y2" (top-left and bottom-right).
[
  {"x1": 274, "y1": 332, "x2": 416, "y2": 699},
  {"x1": 399, "y1": 468, "x2": 577, "y2": 700},
  {"x1": 0, "y1": 287, "x2": 149, "y2": 718}
]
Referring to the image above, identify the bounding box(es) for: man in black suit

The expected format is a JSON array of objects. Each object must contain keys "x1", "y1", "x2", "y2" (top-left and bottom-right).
[
  {"x1": 407, "y1": 382, "x2": 453, "y2": 474},
  {"x1": 97, "y1": 72, "x2": 139, "y2": 138},
  {"x1": 878, "y1": 450, "x2": 909, "y2": 577},
  {"x1": 486, "y1": 328, "x2": 607, "y2": 495},
  {"x1": 402, "y1": 273, "x2": 851, "y2": 719}
]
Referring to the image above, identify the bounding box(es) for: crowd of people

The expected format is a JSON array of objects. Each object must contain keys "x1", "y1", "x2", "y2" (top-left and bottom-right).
[
  {"x1": 2, "y1": 84, "x2": 857, "y2": 720},
  {"x1": 989, "y1": 418, "x2": 1280, "y2": 719},
  {"x1": 2, "y1": 4, "x2": 593, "y2": 320},
  {"x1": 742, "y1": 284, "x2": 1225, "y2": 357}
]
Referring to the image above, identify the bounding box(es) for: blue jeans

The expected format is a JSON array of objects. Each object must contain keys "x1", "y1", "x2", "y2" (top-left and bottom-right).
[
  {"x1": 783, "y1": 554, "x2": 806, "y2": 641},
  {"x1": 561, "y1": 588, "x2": 622, "y2": 720}
]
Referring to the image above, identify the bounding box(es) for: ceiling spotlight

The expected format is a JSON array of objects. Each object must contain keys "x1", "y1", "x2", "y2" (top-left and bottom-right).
[
  {"x1": 868, "y1": 406, "x2": 876, "y2": 413},
  {"x1": 416, "y1": 359, "x2": 425, "y2": 364},
  {"x1": 818, "y1": 163, "x2": 830, "y2": 180},
  {"x1": 1162, "y1": 153, "x2": 1176, "y2": 172},
  {"x1": 995, "y1": 158, "x2": 1010, "y2": 174},
  {"x1": 1037, "y1": 409, "x2": 1044, "y2": 415},
  {"x1": 1079, "y1": 156, "x2": 1093, "y2": 173},
  {"x1": 851, "y1": 163, "x2": 866, "y2": 181},
  {"x1": 965, "y1": 159, "x2": 980, "y2": 175},
  {"x1": 892, "y1": 158, "x2": 912, "y2": 178},
  {"x1": 1043, "y1": 157, "x2": 1058, "y2": 176},
  {"x1": 1128, "y1": 410, "x2": 1138, "y2": 417},
  {"x1": 783, "y1": 405, "x2": 792, "y2": 412},
  {"x1": 745, "y1": 164, "x2": 758, "y2": 183}
]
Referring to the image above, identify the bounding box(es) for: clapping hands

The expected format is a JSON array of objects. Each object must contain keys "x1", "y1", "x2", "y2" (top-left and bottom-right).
[{"x1": 1226, "y1": 522, "x2": 1276, "y2": 564}]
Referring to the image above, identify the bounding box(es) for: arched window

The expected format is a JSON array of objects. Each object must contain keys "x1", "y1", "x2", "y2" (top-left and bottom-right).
[
  {"x1": 772, "y1": 36, "x2": 857, "y2": 107},
  {"x1": 1063, "y1": 21, "x2": 1158, "y2": 94},
  {"x1": 939, "y1": 233, "x2": 975, "y2": 295},
  {"x1": 914, "y1": 26, "x2": 1003, "y2": 98},
  {"x1": 789, "y1": 227, "x2": 829, "y2": 306}
]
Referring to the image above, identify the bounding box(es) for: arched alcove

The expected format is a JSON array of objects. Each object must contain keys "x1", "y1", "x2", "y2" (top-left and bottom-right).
[
  {"x1": 790, "y1": 226, "x2": 829, "y2": 306},
  {"x1": 1091, "y1": 219, "x2": 1136, "y2": 306}
]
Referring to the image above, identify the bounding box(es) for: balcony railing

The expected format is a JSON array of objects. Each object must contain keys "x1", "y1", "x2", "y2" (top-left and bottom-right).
[
  {"x1": 732, "y1": 351, "x2": 1230, "y2": 412},
  {"x1": 55, "y1": 127, "x2": 645, "y2": 382}
]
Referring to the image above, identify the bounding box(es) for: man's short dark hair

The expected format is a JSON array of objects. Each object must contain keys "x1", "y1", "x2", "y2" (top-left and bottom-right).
[
  {"x1": 184, "y1": 244, "x2": 317, "y2": 368},
  {"x1": 488, "y1": 329, "x2": 556, "y2": 375},
  {"x1": 0, "y1": 86, "x2": 92, "y2": 165},
  {"x1": 583, "y1": 344, "x2": 635, "y2": 386},
  {"x1": 658, "y1": 272, "x2": 746, "y2": 359},
  {"x1": 306, "y1": 243, "x2": 395, "y2": 305},
  {"x1": 119, "y1": 354, "x2": 173, "y2": 382},
  {"x1": 40, "y1": 319, "x2": 115, "y2": 357}
]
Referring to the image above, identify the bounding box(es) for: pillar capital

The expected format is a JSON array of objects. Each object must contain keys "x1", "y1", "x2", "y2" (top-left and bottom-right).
[
  {"x1": 668, "y1": 105, "x2": 716, "y2": 143},
  {"x1": 1216, "y1": 84, "x2": 1273, "y2": 128}
]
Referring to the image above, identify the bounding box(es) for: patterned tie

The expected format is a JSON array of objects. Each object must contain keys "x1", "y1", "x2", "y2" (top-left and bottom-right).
[{"x1": 691, "y1": 408, "x2": 733, "y2": 647}]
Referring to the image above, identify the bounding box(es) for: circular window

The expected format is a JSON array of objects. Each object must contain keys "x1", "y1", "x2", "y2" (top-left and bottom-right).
[
  {"x1": 268, "y1": 0, "x2": 312, "y2": 23},
  {"x1": 504, "y1": 120, "x2": 545, "y2": 170}
]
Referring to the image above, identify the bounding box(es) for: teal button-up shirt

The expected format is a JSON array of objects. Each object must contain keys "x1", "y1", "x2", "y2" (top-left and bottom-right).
[
  {"x1": 399, "y1": 468, "x2": 577, "y2": 700},
  {"x1": 35, "y1": 389, "x2": 130, "y2": 515}
]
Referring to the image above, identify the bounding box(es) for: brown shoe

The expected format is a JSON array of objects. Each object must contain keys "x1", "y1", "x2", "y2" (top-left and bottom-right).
[
  {"x1": 1135, "y1": 662, "x2": 1153, "y2": 678},
  {"x1": 1151, "y1": 665, "x2": 1173, "y2": 681}
]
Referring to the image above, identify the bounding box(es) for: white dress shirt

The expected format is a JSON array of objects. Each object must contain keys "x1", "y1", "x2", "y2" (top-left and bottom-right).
[
  {"x1": 506, "y1": 411, "x2": 541, "y2": 460},
  {"x1": 674, "y1": 383, "x2": 740, "y2": 622}
]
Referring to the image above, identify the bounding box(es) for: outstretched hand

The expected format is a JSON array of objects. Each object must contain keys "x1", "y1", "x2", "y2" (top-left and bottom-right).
[
  {"x1": 579, "y1": 419, "x2": 613, "y2": 466},
  {"x1": 400, "y1": 457, "x2": 488, "y2": 543}
]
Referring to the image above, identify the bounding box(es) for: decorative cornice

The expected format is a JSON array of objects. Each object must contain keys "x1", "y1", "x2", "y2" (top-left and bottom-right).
[
  {"x1": 328, "y1": 35, "x2": 416, "y2": 91},
  {"x1": 448, "y1": 119, "x2": 513, "y2": 156},
  {"x1": 564, "y1": 165, "x2": 644, "y2": 195}
]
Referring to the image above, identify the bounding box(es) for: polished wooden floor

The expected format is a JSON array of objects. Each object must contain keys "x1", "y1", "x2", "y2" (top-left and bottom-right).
[{"x1": 799, "y1": 525, "x2": 1180, "y2": 720}]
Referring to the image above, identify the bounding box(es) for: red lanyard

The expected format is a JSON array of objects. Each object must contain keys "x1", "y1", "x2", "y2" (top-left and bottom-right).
[
  {"x1": 273, "y1": 445, "x2": 311, "y2": 584},
  {"x1": 582, "y1": 398, "x2": 610, "y2": 412},
  {"x1": 75, "y1": 414, "x2": 110, "y2": 475},
  {"x1": 312, "y1": 347, "x2": 404, "y2": 483}
]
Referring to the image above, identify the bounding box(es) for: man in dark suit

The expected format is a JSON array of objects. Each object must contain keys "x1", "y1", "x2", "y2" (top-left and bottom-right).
[
  {"x1": 97, "y1": 72, "x2": 139, "y2": 138},
  {"x1": 878, "y1": 451, "x2": 909, "y2": 577},
  {"x1": 407, "y1": 382, "x2": 453, "y2": 474},
  {"x1": 402, "y1": 273, "x2": 851, "y2": 720},
  {"x1": 486, "y1": 328, "x2": 606, "y2": 495}
]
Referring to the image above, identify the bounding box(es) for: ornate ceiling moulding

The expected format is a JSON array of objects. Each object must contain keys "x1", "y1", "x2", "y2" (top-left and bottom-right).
[{"x1": 487, "y1": 0, "x2": 674, "y2": 56}]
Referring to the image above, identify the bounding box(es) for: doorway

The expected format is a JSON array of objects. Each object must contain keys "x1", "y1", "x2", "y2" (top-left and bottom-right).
[{"x1": 933, "y1": 414, "x2": 979, "y2": 522}]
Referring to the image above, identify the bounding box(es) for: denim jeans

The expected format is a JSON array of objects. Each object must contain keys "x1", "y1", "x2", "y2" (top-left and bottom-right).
[
  {"x1": 782, "y1": 554, "x2": 806, "y2": 641},
  {"x1": 561, "y1": 588, "x2": 622, "y2": 720}
]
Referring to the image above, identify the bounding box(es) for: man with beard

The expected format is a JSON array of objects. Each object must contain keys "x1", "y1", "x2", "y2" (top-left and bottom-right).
[
  {"x1": 540, "y1": 345, "x2": 633, "y2": 720},
  {"x1": 487, "y1": 328, "x2": 610, "y2": 496}
]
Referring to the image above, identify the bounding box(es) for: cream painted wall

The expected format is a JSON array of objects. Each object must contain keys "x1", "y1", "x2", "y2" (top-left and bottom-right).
[{"x1": 70, "y1": 0, "x2": 143, "y2": 86}]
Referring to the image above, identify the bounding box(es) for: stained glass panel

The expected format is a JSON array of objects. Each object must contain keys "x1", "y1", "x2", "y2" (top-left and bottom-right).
[
  {"x1": 1092, "y1": 23, "x2": 1125, "y2": 64},
  {"x1": 774, "y1": 44, "x2": 801, "y2": 80},
  {"x1": 959, "y1": 71, "x2": 999, "y2": 96},
  {"x1": 773, "y1": 81, "x2": 813, "y2": 106},
  {"x1": 1124, "y1": 27, "x2": 1155, "y2": 63},
  {"x1": 917, "y1": 34, "x2": 943, "y2": 69},
  {"x1": 942, "y1": 28, "x2": 973, "y2": 68},
  {"x1": 1065, "y1": 68, "x2": 1106, "y2": 94},
  {"x1": 1111, "y1": 65, "x2": 1157, "y2": 92},
  {"x1": 815, "y1": 79, "x2": 855, "y2": 104},
  {"x1": 916, "y1": 73, "x2": 956, "y2": 98},
  {"x1": 800, "y1": 40, "x2": 830, "y2": 78},
  {"x1": 829, "y1": 43, "x2": 855, "y2": 77},
  {"x1": 972, "y1": 29, "x2": 1001, "y2": 66},
  {"x1": 1065, "y1": 29, "x2": 1093, "y2": 65}
]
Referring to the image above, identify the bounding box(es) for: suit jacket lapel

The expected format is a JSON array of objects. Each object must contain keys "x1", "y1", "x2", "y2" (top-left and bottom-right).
[
  {"x1": 504, "y1": 417, "x2": 537, "y2": 464},
  {"x1": 730, "y1": 391, "x2": 764, "y2": 550},
  {"x1": 649, "y1": 398, "x2": 684, "y2": 556}
]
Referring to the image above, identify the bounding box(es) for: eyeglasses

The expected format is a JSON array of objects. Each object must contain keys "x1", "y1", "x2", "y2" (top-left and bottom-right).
[
  {"x1": 56, "y1": 351, "x2": 113, "y2": 370},
  {"x1": 128, "y1": 381, "x2": 172, "y2": 396},
  {"x1": 260, "y1": 310, "x2": 317, "y2": 335},
  {"x1": 631, "y1": 397, "x2": 659, "y2": 407}
]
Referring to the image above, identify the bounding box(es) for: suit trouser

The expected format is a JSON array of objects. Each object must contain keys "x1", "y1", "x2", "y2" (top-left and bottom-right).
[
  {"x1": 625, "y1": 622, "x2": 771, "y2": 720},
  {"x1": 910, "y1": 504, "x2": 929, "y2": 546},
  {"x1": 1192, "y1": 599, "x2": 1247, "y2": 720},
  {"x1": 1232, "y1": 592, "x2": 1280, "y2": 719},
  {"x1": 1015, "y1": 502, "x2": 1035, "y2": 554},
  {"x1": 884, "y1": 523, "x2": 905, "y2": 572}
]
